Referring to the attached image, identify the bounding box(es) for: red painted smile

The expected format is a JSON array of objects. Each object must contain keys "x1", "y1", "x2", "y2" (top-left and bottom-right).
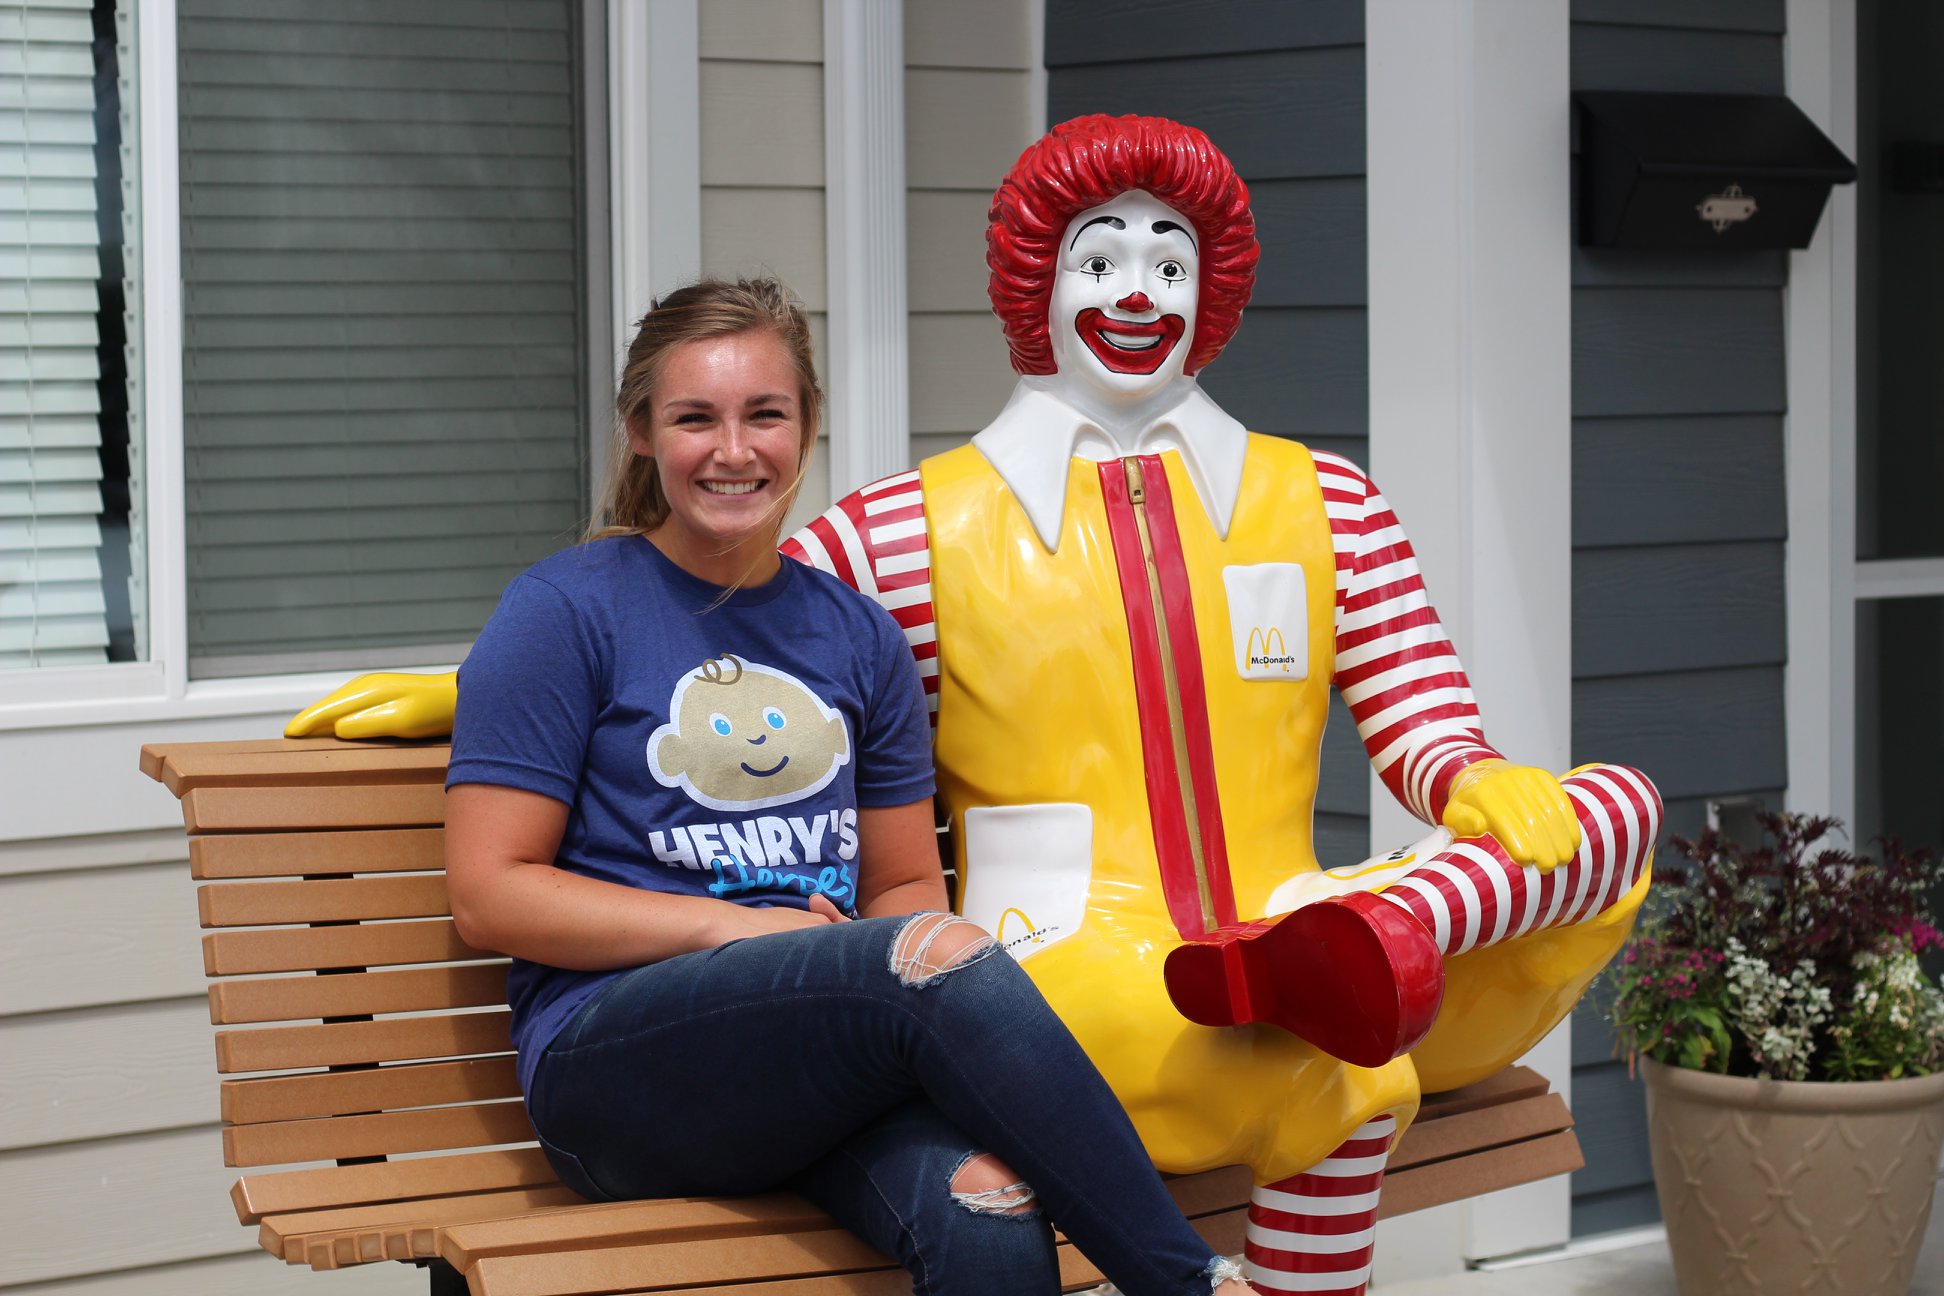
[{"x1": 1074, "y1": 308, "x2": 1187, "y2": 375}]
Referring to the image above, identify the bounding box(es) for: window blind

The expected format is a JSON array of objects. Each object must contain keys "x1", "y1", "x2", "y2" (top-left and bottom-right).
[
  {"x1": 177, "y1": 0, "x2": 587, "y2": 676},
  {"x1": 1, "y1": 0, "x2": 140, "y2": 669}
]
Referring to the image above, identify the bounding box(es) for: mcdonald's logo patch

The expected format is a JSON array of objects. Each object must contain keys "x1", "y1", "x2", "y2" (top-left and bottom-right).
[
  {"x1": 1246, "y1": 626, "x2": 1295, "y2": 671},
  {"x1": 1223, "y1": 563, "x2": 1309, "y2": 680}
]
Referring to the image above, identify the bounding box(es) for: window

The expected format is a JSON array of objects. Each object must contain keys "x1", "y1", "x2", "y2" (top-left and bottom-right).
[
  {"x1": 175, "y1": 0, "x2": 593, "y2": 678},
  {"x1": 2, "y1": 0, "x2": 143, "y2": 670}
]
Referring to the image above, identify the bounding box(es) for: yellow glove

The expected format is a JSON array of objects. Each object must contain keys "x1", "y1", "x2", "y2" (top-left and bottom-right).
[
  {"x1": 284, "y1": 671, "x2": 459, "y2": 740},
  {"x1": 1441, "y1": 758, "x2": 1581, "y2": 872}
]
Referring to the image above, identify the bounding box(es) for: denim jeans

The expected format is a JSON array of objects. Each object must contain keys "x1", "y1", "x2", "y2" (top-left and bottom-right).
[{"x1": 526, "y1": 914, "x2": 1232, "y2": 1296}]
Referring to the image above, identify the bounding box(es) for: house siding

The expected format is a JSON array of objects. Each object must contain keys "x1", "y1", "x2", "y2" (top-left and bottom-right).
[
  {"x1": 0, "y1": 7, "x2": 819, "y2": 1292},
  {"x1": 1045, "y1": 0, "x2": 1372, "y2": 868},
  {"x1": 1567, "y1": 0, "x2": 1790, "y2": 1237},
  {"x1": 903, "y1": 0, "x2": 1039, "y2": 469}
]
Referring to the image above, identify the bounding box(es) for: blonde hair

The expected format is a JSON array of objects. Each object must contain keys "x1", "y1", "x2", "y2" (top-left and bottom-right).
[{"x1": 589, "y1": 277, "x2": 822, "y2": 543}]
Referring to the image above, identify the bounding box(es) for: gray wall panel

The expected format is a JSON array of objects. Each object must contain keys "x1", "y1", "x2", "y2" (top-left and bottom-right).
[
  {"x1": 1250, "y1": 178, "x2": 1367, "y2": 308},
  {"x1": 1574, "y1": 667, "x2": 1787, "y2": 800},
  {"x1": 1571, "y1": 24, "x2": 1785, "y2": 93},
  {"x1": 1572, "y1": 245, "x2": 1787, "y2": 289},
  {"x1": 1048, "y1": 47, "x2": 1364, "y2": 180},
  {"x1": 1199, "y1": 307, "x2": 1369, "y2": 441},
  {"x1": 1571, "y1": 0, "x2": 1784, "y2": 34},
  {"x1": 1047, "y1": 0, "x2": 1361, "y2": 67},
  {"x1": 1573, "y1": 541, "x2": 1786, "y2": 676},
  {"x1": 1573, "y1": 288, "x2": 1787, "y2": 418},
  {"x1": 1573, "y1": 415, "x2": 1785, "y2": 547},
  {"x1": 1315, "y1": 694, "x2": 1367, "y2": 819}
]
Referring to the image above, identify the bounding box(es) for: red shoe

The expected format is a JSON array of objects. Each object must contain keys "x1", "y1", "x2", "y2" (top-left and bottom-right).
[{"x1": 1163, "y1": 894, "x2": 1445, "y2": 1068}]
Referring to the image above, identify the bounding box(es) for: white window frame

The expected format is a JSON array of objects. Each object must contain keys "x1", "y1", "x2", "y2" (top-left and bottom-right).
[
  {"x1": 0, "y1": 0, "x2": 640, "y2": 734},
  {"x1": 1784, "y1": 0, "x2": 1944, "y2": 827}
]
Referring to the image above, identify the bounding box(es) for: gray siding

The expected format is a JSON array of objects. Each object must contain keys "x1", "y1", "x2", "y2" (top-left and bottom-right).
[
  {"x1": 1567, "y1": 0, "x2": 1789, "y2": 1237},
  {"x1": 1046, "y1": 0, "x2": 1372, "y2": 864}
]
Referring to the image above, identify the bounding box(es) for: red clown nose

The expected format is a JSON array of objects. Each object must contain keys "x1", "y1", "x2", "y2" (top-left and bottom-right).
[{"x1": 1116, "y1": 292, "x2": 1154, "y2": 313}]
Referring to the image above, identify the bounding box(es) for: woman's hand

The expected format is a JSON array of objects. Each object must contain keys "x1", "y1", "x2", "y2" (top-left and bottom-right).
[{"x1": 712, "y1": 894, "x2": 852, "y2": 942}]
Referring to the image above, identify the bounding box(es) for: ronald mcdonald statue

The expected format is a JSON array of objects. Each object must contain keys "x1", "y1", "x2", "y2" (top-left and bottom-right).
[{"x1": 292, "y1": 115, "x2": 1658, "y2": 1293}]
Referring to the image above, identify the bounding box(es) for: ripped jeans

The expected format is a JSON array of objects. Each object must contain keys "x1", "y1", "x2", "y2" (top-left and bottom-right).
[{"x1": 526, "y1": 913, "x2": 1236, "y2": 1296}]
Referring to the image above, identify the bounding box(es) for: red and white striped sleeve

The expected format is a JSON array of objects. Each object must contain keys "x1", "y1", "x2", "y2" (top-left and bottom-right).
[
  {"x1": 1312, "y1": 450, "x2": 1504, "y2": 826},
  {"x1": 779, "y1": 469, "x2": 939, "y2": 715}
]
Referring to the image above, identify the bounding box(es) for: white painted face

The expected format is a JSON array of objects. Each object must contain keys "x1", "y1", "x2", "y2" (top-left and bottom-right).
[{"x1": 1048, "y1": 190, "x2": 1201, "y2": 408}]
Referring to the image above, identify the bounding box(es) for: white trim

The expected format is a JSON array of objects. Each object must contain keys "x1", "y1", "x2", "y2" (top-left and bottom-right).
[
  {"x1": 822, "y1": 0, "x2": 910, "y2": 498},
  {"x1": 1854, "y1": 558, "x2": 1944, "y2": 601},
  {"x1": 1027, "y1": 0, "x2": 1049, "y2": 137},
  {"x1": 608, "y1": 0, "x2": 699, "y2": 383},
  {"x1": 1367, "y1": 0, "x2": 1574, "y2": 1265},
  {"x1": 583, "y1": 0, "x2": 614, "y2": 501},
  {"x1": 0, "y1": 0, "x2": 183, "y2": 720},
  {"x1": 1783, "y1": 0, "x2": 1858, "y2": 826}
]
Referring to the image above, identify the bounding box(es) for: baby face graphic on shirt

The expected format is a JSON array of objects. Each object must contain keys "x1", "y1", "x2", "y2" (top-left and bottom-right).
[{"x1": 647, "y1": 654, "x2": 852, "y2": 812}]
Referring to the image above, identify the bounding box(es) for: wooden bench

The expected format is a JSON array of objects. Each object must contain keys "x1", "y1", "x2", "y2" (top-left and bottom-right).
[{"x1": 141, "y1": 737, "x2": 1586, "y2": 1295}]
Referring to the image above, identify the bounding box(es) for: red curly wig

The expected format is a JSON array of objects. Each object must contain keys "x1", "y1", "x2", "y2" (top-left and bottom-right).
[{"x1": 987, "y1": 114, "x2": 1258, "y2": 377}]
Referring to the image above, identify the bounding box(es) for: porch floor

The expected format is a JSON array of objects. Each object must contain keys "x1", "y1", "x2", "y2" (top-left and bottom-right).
[{"x1": 1375, "y1": 1208, "x2": 1944, "y2": 1293}]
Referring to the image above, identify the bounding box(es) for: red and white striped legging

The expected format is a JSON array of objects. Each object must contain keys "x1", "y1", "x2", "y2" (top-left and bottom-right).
[
  {"x1": 1247, "y1": 762, "x2": 1660, "y2": 1293},
  {"x1": 1245, "y1": 1116, "x2": 1394, "y2": 1294},
  {"x1": 1375, "y1": 762, "x2": 1661, "y2": 958}
]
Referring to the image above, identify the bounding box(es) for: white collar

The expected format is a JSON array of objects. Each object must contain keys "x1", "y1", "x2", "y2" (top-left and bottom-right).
[{"x1": 970, "y1": 377, "x2": 1249, "y2": 553}]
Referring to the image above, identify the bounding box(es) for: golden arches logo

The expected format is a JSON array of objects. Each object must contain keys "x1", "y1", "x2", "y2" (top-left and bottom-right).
[
  {"x1": 1245, "y1": 626, "x2": 1292, "y2": 672},
  {"x1": 997, "y1": 907, "x2": 1046, "y2": 946}
]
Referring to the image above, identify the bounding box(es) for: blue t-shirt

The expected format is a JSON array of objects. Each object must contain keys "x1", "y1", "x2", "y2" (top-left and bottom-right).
[{"x1": 446, "y1": 536, "x2": 935, "y2": 1093}]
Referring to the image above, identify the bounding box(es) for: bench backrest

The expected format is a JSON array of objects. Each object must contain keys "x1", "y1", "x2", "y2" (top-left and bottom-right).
[{"x1": 142, "y1": 739, "x2": 567, "y2": 1235}]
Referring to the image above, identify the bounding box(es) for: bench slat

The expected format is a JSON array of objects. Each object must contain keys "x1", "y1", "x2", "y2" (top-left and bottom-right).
[
  {"x1": 217, "y1": 1011, "x2": 512, "y2": 1073},
  {"x1": 211, "y1": 963, "x2": 508, "y2": 1026},
  {"x1": 200, "y1": 875, "x2": 451, "y2": 927},
  {"x1": 143, "y1": 737, "x2": 436, "y2": 787},
  {"x1": 225, "y1": 1099, "x2": 535, "y2": 1168},
  {"x1": 184, "y1": 784, "x2": 446, "y2": 834},
  {"x1": 193, "y1": 828, "x2": 445, "y2": 879},
  {"x1": 232, "y1": 1147, "x2": 558, "y2": 1224},
  {"x1": 147, "y1": 744, "x2": 450, "y2": 796},
  {"x1": 222, "y1": 1055, "x2": 520, "y2": 1125},
  {"x1": 468, "y1": 1226, "x2": 886, "y2": 1296},
  {"x1": 1379, "y1": 1128, "x2": 1583, "y2": 1218},
  {"x1": 262, "y1": 1184, "x2": 586, "y2": 1266},
  {"x1": 1387, "y1": 1092, "x2": 1572, "y2": 1173},
  {"x1": 204, "y1": 918, "x2": 487, "y2": 976}
]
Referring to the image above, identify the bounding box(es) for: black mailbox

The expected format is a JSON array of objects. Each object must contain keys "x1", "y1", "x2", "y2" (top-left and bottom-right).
[{"x1": 1576, "y1": 91, "x2": 1858, "y2": 249}]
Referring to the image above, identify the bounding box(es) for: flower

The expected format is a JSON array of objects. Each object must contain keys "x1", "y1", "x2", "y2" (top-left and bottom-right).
[{"x1": 1603, "y1": 812, "x2": 1944, "y2": 1083}]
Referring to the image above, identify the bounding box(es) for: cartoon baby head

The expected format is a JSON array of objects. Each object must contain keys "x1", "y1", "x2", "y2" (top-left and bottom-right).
[{"x1": 647, "y1": 654, "x2": 852, "y2": 812}]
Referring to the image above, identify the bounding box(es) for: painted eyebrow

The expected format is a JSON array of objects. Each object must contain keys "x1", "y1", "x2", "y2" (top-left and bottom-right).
[
  {"x1": 1153, "y1": 219, "x2": 1197, "y2": 251},
  {"x1": 1068, "y1": 214, "x2": 1127, "y2": 249}
]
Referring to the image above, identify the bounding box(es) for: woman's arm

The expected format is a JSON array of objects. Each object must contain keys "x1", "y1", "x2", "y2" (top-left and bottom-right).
[
  {"x1": 853, "y1": 799, "x2": 950, "y2": 918},
  {"x1": 445, "y1": 783, "x2": 844, "y2": 970}
]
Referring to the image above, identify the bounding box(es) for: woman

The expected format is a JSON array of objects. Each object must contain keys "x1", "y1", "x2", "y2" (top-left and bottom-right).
[{"x1": 441, "y1": 278, "x2": 1251, "y2": 1296}]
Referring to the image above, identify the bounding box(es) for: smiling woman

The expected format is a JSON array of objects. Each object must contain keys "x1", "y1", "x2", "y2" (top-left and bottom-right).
[{"x1": 417, "y1": 277, "x2": 1258, "y2": 1296}]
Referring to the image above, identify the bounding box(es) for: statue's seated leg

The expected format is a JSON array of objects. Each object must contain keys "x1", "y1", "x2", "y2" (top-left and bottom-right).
[
  {"x1": 1163, "y1": 765, "x2": 1659, "y2": 1064},
  {"x1": 1244, "y1": 1114, "x2": 1395, "y2": 1296},
  {"x1": 1164, "y1": 896, "x2": 1444, "y2": 1067},
  {"x1": 1378, "y1": 763, "x2": 1661, "y2": 958}
]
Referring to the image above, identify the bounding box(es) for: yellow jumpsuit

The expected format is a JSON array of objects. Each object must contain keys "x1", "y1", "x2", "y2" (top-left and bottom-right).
[{"x1": 922, "y1": 436, "x2": 1644, "y2": 1182}]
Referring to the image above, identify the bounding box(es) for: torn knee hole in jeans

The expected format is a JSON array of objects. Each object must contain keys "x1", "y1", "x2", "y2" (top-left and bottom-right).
[
  {"x1": 889, "y1": 913, "x2": 998, "y2": 988},
  {"x1": 949, "y1": 1152, "x2": 1039, "y2": 1217}
]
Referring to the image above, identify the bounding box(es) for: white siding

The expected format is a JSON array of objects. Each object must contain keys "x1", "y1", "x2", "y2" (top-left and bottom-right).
[
  {"x1": 698, "y1": 0, "x2": 831, "y2": 532},
  {"x1": 904, "y1": 0, "x2": 1037, "y2": 464}
]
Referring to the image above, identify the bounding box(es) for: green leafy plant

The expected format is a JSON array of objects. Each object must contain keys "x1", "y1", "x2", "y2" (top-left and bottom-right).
[{"x1": 1606, "y1": 812, "x2": 1944, "y2": 1082}]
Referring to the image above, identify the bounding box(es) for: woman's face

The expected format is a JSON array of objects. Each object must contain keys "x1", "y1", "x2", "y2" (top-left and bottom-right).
[
  {"x1": 630, "y1": 329, "x2": 805, "y2": 583},
  {"x1": 1047, "y1": 189, "x2": 1201, "y2": 409}
]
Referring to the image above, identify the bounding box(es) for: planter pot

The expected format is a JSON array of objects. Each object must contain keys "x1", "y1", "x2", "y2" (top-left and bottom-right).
[{"x1": 1642, "y1": 1058, "x2": 1944, "y2": 1295}]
